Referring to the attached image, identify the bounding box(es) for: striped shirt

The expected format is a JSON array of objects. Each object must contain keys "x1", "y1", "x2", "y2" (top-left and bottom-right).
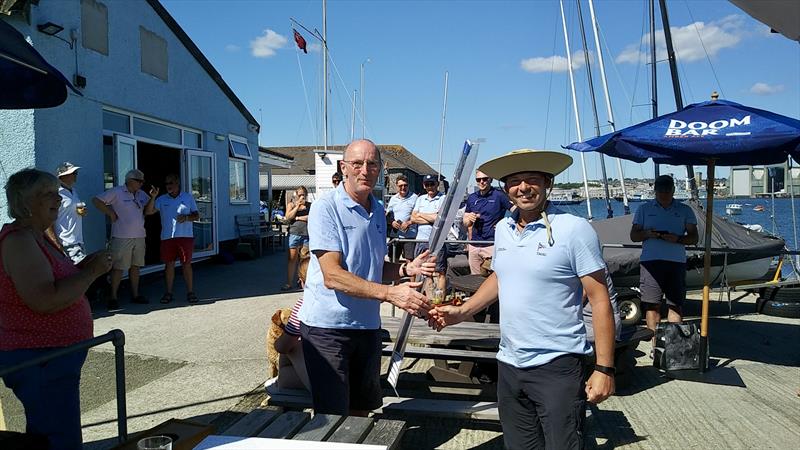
[{"x1": 285, "y1": 297, "x2": 303, "y2": 336}]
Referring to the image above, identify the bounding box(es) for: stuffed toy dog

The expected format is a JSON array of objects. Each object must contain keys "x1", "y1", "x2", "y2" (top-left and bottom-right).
[{"x1": 266, "y1": 307, "x2": 292, "y2": 378}]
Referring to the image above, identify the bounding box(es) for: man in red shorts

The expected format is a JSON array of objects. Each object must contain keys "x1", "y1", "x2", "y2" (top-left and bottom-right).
[{"x1": 146, "y1": 174, "x2": 200, "y2": 304}]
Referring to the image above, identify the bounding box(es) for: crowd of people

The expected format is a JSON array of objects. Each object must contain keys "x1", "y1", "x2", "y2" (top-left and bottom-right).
[{"x1": 0, "y1": 139, "x2": 697, "y2": 449}]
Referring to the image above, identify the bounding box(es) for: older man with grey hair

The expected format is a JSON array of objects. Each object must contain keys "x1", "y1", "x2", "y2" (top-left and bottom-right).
[{"x1": 93, "y1": 169, "x2": 157, "y2": 310}]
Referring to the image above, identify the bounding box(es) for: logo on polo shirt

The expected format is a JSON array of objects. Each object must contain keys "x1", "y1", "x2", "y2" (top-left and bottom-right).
[
  {"x1": 496, "y1": 247, "x2": 507, "y2": 252},
  {"x1": 343, "y1": 225, "x2": 356, "y2": 231},
  {"x1": 536, "y1": 242, "x2": 548, "y2": 256}
]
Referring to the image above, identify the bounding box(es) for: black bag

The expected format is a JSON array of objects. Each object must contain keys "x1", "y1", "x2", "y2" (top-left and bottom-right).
[{"x1": 653, "y1": 322, "x2": 705, "y2": 371}]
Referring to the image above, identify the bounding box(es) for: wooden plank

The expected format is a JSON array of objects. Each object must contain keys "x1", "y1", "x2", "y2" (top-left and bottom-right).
[
  {"x1": 291, "y1": 414, "x2": 345, "y2": 442},
  {"x1": 362, "y1": 419, "x2": 405, "y2": 450},
  {"x1": 266, "y1": 390, "x2": 313, "y2": 410},
  {"x1": 222, "y1": 407, "x2": 281, "y2": 437},
  {"x1": 257, "y1": 411, "x2": 311, "y2": 439},
  {"x1": 381, "y1": 317, "x2": 500, "y2": 347},
  {"x1": 380, "y1": 344, "x2": 497, "y2": 362},
  {"x1": 381, "y1": 397, "x2": 499, "y2": 421},
  {"x1": 326, "y1": 416, "x2": 374, "y2": 443}
]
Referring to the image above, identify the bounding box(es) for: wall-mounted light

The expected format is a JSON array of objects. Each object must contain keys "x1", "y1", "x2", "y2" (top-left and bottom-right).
[
  {"x1": 214, "y1": 134, "x2": 225, "y2": 141},
  {"x1": 319, "y1": 152, "x2": 327, "y2": 159},
  {"x1": 37, "y1": 22, "x2": 64, "y2": 36},
  {"x1": 36, "y1": 21, "x2": 74, "y2": 49}
]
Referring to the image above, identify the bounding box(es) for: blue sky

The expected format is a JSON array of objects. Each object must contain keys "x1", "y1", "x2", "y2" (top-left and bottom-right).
[{"x1": 162, "y1": 0, "x2": 800, "y2": 183}]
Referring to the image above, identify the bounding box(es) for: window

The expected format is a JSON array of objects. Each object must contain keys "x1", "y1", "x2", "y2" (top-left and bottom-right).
[
  {"x1": 228, "y1": 135, "x2": 252, "y2": 160},
  {"x1": 103, "y1": 110, "x2": 130, "y2": 133},
  {"x1": 81, "y1": 0, "x2": 108, "y2": 55},
  {"x1": 140, "y1": 26, "x2": 168, "y2": 81},
  {"x1": 133, "y1": 117, "x2": 181, "y2": 144},
  {"x1": 184, "y1": 130, "x2": 201, "y2": 148},
  {"x1": 229, "y1": 159, "x2": 248, "y2": 202}
]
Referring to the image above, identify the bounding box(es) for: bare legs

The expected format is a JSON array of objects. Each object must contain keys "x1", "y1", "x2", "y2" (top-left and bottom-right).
[
  {"x1": 286, "y1": 247, "x2": 299, "y2": 288},
  {"x1": 165, "y1": 261, "x2": 194, "y2": 294},
  {"x1": 647, "y1": 305, "x2": 682, "y2": 348}
]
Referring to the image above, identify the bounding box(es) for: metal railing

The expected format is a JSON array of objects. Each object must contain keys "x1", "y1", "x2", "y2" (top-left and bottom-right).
[{"x1": 0, "y1": 329, "x2": 128, "y2": 444}]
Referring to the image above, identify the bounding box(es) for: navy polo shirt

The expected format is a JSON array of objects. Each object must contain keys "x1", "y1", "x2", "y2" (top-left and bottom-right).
[{"x1": 465, "y1": 187, "x2": 510, "y2": 245}]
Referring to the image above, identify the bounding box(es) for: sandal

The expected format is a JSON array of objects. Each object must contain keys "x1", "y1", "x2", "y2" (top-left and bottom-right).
[
  {"x1": 160, "y1": 293, "x2": 173, "y2": 304},
  {"x1": 187, "y1": 292, "x2": 198, "y2": 304}
]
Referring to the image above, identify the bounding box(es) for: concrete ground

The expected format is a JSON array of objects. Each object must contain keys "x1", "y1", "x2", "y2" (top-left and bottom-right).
[{"x1": 1, "y1": 251, "x2": 799, "y2": 449}]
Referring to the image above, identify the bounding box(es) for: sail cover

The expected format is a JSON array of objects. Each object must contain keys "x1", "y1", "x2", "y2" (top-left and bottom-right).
[{"x1": 592, "y1": 199, "x2": 785, "y2": 287}]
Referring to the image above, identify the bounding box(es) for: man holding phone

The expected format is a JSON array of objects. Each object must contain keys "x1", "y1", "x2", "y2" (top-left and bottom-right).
[{"x1": 630, "y1": 175, "x2": 698, "y2": 349}]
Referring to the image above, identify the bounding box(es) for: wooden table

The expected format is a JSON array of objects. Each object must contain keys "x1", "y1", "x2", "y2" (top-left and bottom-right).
[{"x1": 195, "y1": 409, "x2": 404, "y2": 449}]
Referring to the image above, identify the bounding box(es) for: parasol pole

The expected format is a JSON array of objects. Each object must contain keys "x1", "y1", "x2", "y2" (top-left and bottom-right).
[{"x1": 699, "y1": 158, "x2": 715, "y2": 371}]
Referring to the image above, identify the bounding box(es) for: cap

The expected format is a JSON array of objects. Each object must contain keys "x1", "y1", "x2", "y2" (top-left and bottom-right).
[
  {"x1": 56, "y1": 162, "x2": 80, "y2": 177},
  {"x1": 654, "y1": 175, "x2": 675, "y2": 192},
  {"x1": 423, "y1": 174, "x2": 439, "y2": 183}
]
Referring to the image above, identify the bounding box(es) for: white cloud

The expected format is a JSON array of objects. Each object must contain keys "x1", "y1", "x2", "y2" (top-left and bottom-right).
[
  {"x1": 521, "y1": 50, "x2": 593, "y2": 73},
  {"x1": 250, "y1": 29, "x2": 288, "y2": 58},
  {"x1": 616, "y1": 15, "x2": 744, "y2": 64},
  {"x1": 750, "y1": 82, "x2": 785, "y2": 95},
  {"x1": 225, "y1": 44, "x2": 241, "y2": 52}
]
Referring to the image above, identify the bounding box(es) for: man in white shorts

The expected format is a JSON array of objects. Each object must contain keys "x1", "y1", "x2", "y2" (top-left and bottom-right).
[{"x1": 93, "y1": 169, "x2": 157, "y2": 310}]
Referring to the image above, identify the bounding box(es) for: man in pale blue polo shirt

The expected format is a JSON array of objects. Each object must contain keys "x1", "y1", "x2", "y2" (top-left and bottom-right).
[
  {"x1": 386, "y1": 174, "x2": 418, "y2": 261},
  {"x1": 630, "y1": 175, "x2": 698, "y2": 348},
  {"x1": 411, "y1": 174, "x2": 446, "y2": 292},
  {"x1": 429, "y1": 149, "x2": 616, "y2": 449},
  {"x1": 298, "y1": 139, "x2": 436, "y2": 416}
]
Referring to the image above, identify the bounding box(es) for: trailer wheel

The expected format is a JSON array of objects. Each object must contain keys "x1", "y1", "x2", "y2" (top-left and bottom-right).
[
  {"x1": 619, "y1": 297, "x2": 642, "y2": 326},
  {"x1": 761, "y1": 300, "x2": 800, "y2": 318},
  {"x1": 772, "y1": 287, "x2": 800, "y2": 303}
]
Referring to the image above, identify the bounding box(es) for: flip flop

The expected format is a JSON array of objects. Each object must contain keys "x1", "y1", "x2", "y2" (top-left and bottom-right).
[
  {"x1": 160, "y1": 293, "x2": 173, "y2": 304},
  {"x1": 187, "y1": 292, "x2": 198, "y2": 303}
]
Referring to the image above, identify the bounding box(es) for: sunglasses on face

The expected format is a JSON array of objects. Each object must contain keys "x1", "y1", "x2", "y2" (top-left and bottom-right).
[
  {"x1": 423, "y1": 182, "x2": 436, "y2": 187},
  {"x1": 165, "y1": 181, "x2": 177, "y2": 186},
  {"x1": 130, "y1": 178, "x2": 144, "y2": 183},
  {"x1": 475, "y1": 177, "x2": 490, "y2": 183}
]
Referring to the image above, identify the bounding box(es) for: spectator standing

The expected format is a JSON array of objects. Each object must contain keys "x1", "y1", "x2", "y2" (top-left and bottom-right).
[
  {"x1": 411, "y1": 175, "x2": 446, "y2": 292},
  {"x1": 462, "y1": 170, "x2": 510, "y2": 275},
  {"x1": 0, "y1": 169, "x2": 112, "y2": 450},
  {"x1": 298, "y1": 139, "x2": 435, "y2": 416},
  {"x1": 146, "y1": 174, "x2": 200, "y2": 304},
  {"x1": 430, "y1": 150, "x2": 616, "y2": 449},
  {"x1": 92, "y1": 169, "x2": 156, "y2": 310},
  {"x1": 331, "y1": 172, "x2": 342, "y2": 188},
  {"x1": 630, "y1": 175, "x2": 698, "y2": 350},
  {"x1": 386, "y1": 174, "x2": 418, "y2": 262},
  {"x1": 283, "y1": 186, "x2": 311, "y2": 291},
  {"x1": 49, "y1": 162, "x2": 87, "y2": 264}
]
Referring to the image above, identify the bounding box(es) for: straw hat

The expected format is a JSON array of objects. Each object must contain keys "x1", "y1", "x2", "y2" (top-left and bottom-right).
[{"x1": 478, "y1": 149, "x2": 573, "y2": 181}]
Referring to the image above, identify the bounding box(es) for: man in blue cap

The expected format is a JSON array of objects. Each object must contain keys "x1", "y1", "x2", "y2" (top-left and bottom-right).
[
  {"x1": 429, "y1": 149, "x2": 616, "y2": 450},
  {"x1": 411, "y1": 174, "x2": 446, "y2": 292}
]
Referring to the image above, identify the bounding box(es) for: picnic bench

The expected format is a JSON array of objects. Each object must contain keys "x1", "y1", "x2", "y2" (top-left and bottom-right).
[
  {"x1": 195, "y1": 408, "x2": 405, "y2": 449},
  {"x1": 235, "y1": 213, "x2": 284, "y2": 256}
]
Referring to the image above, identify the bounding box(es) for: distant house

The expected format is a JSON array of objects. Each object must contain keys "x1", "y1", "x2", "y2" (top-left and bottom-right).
[
  {"x1": 0, "y1": 0, "x2": 260, "y2": 266},
  {"x1": 729, "y1": 163, "x2": 800, "y2": 197},
  {"x1": 261, "y1": 144, "x2": 440, "y2": 206}
]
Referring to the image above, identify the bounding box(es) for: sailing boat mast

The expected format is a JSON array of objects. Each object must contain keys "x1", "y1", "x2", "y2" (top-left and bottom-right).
[
  {"x1": 576, "y1": 0, "x2": 613, "y2": 219},
  {"x1": 437, "y1": 71, "x2": 449, "y2": 183},
  {"x1": 658, "y1": 0, "x2": 699, "y2": 199},
  {"x1": 650, "y1": 0, "x2": 659, "y2": 178},
  {"x1": 588, "y1": 0, "x2": 631, "y2": 214},
  {"x1": 560, "y1": 0, "x2": 593, "y2": 220},
  {"x1": 322, "y1": 0, "x2": 328, "y2": 153}
]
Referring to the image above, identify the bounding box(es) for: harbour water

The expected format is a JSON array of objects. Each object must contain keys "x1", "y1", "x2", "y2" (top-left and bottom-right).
[{"x1": 557, "y1": 197, "x2": 800, "y2": 279}]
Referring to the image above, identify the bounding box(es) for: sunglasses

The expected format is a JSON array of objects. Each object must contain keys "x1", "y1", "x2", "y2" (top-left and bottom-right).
[
  {"x1": 165, "y1": 181, "x2": 177, "y2": 185},
  {"x1": 475, "y1": 177, "x2": 490, "y2": 183},
  {"x1": 423, "y1": 182, "x2": 436, "y2": 187},
  {"x1": 130, "y1": 178, "x2": 144, "y2": 183}
]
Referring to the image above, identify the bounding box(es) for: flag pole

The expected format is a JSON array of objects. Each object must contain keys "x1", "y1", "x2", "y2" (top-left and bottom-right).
[{"x1": 699, "y1": 158, "x2": 715, "y2": 372}]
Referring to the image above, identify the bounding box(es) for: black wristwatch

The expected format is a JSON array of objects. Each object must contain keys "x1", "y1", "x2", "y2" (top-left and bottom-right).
[
  {"x1": 594, "y1": 364, "x2": 616, "y2": 377},
  {"x1": 400, "y1": 263, "x2": 409, "y2": 278}
]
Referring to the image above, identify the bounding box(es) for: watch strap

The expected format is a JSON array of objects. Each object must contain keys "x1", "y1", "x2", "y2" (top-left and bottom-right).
[{"x1": 594, "y1": 364, "x2": 616, "y2": 376}]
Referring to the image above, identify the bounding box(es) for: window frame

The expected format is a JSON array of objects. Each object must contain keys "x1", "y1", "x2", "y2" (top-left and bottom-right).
[
  {"x1": 228, "y1": 157, "x2": 249, "y2": 204},
  {"x1": 228, "y1": 134, "x2": 252, "y2": 160}
]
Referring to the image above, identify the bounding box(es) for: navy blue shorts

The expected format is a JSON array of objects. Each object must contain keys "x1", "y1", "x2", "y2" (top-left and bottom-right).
[
  {"x1": 640, "y1": 260, "x2": 687, "y2": 308},
  {"x1": 300, "y1": 324, "x2": 383, "y2": 414}
]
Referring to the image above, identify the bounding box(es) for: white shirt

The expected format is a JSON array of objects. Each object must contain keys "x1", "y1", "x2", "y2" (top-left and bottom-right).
[{"x1": 56, "y1": 185, "x2": 83, "y2": 246}]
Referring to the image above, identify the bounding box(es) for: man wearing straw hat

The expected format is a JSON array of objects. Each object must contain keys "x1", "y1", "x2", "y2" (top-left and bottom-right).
[{"x1": 429, "y1": 149, "x2": 616, "y2": 449}]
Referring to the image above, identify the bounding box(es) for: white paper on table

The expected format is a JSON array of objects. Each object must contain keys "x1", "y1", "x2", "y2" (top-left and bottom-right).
[{"x1": 193, "y1": 435, "x2": 387, "y2": 450}]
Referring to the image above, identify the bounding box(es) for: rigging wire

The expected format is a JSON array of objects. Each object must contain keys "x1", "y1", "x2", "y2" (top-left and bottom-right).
[
  {"x1": 293, "y1": 31, "x2": 319, "y2": 147},
  {"x1": 326, "y1": 48, "x2": 372, "y2": 141},
  {"x1": 682, "y1": 0, "x2": 726, "y2": 98},
  {"x1": 628, "y1": 0, "x2": 648, "y2": 126},
  {"x1": 543, "y1": 5, "x2": 560, "y2": 150}
]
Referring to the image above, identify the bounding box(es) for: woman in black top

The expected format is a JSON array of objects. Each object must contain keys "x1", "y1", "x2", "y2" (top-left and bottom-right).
[{"x1": 283, "y1": 186, "x2": 311, "y2": 290}]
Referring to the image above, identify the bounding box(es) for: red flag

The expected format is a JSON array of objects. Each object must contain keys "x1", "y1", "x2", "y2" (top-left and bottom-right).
[{"x1": 293, "y1": 29, "x2": 307, "y2": 54}]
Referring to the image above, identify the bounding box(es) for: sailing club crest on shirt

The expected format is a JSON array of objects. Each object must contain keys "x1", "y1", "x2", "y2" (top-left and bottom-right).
[{"x1": 536, "y1": 242, "x2": 548, "y2": 256}]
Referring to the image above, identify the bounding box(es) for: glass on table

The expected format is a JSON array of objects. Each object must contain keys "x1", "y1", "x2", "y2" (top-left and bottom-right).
[{"x1": 137, "y1": 435, "x2": 172, "y2": 450}]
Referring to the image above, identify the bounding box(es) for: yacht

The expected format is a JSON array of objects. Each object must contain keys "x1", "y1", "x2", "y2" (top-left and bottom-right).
[
  {"x1": 726, "y1": 203, "x2": 743, "y2": 215},
  {"x1": 550, "y1": 193, "x2": 584, "y2": 205}
]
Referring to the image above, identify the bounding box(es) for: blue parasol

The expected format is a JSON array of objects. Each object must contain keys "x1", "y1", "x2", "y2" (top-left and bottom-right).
[
  {"x1": 567, "y1": 99, "x2": 800, "y2": 371},
  {"x1": 0, "y1": 19, "x2": 81, "y2": 109}
]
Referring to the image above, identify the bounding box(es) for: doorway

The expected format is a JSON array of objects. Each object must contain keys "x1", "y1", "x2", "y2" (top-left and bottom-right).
[{"x1": 137, "y1": 142, "x2": 181, "y2": 265}]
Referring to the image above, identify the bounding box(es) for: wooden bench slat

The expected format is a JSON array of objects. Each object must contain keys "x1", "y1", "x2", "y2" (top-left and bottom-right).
[
  {"x1": 326, "y1": 416, "x2": 373, "y2": 443},
  {"x1": 221, "y1": 407, "x2": 280, "y2": 437},
  {"x1": 381, "y1": 344, "x2": 497, "y2": 362},
  {"x1": 257, "y1": 411, "x2": 310, "y2": 439},
  {"x1": 291, "y1": 414, "x2": 345, "y2": 442},
  {"x1": 362, "y1": 419, "x2": 405, "y2": 450}
]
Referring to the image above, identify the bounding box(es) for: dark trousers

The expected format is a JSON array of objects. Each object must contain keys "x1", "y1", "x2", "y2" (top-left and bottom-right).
[
  {"x1": 0, "y1": 348, "x2": 88, "y2": 450},
  {"x1": 497, "y1": 355, "x2": 587, "y2": 450}
]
